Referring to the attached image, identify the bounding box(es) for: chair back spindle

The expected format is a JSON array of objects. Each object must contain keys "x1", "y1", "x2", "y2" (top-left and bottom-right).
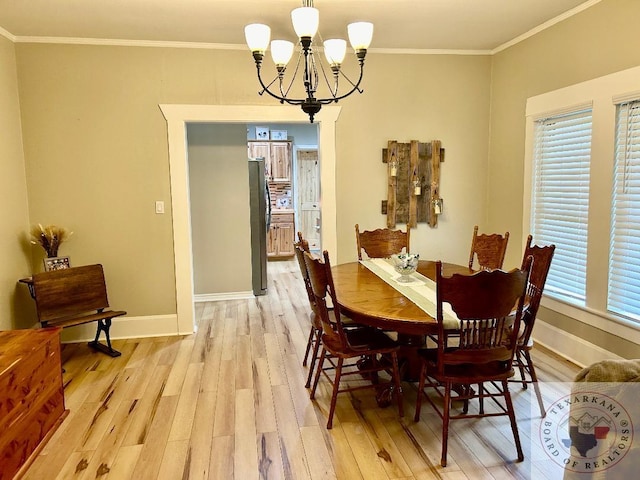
[{"x1": 435, "y1": 258, "x2": 531, "y2": 370}]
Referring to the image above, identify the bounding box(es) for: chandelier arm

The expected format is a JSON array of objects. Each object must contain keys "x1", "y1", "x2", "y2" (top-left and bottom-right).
[
  {"x1": 259, "y1": 74, "x2": 281, "y2": 95},
  {"x1": 255, "y1": 65, "x2": 305, "y2": 105},
  {"x1": 316, "y1": 55, "x2": 339, "y2": 98},
  {"x1": 281, "y1": 52, "x2": 305, "y2": 99},
  {"x1": 278, "y1": 54, "x2": 301, "y2": 99},
  {"x1": 336, "y1": 65, "x2": 364, "y2": 93},
  {"x1": 318, "y1": 61, "x2": 365, "y2": 103},
  {"x1": 254, "y1": 59, "x2": 365, "y2": 106}
]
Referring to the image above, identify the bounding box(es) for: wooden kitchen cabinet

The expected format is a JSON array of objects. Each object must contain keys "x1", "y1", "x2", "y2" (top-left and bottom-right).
[
  {"x1": 248, "y1": 141, "x2": 292, "y2": 182},
  {"x1": 268, "y1": 211, "x2": 295, "y2": 258},
  {"x1": 269, "y1": 141, "x2": 292, "y2": 182}
]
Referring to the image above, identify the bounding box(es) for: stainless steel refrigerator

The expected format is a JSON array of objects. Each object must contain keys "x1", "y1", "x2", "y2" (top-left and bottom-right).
[{"x1": 248, "y1": 158, "x2": 271, "y2": 296}]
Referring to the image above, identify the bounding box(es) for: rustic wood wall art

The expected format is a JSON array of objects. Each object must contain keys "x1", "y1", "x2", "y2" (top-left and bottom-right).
[{"x1": 382, "y1": 140, "x2": 444, "y2": 228}]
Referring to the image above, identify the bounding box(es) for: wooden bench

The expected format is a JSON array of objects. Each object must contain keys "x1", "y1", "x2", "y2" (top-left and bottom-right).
[{"x1": 32, "y1": 264, "x2": 127, "y2": 357}]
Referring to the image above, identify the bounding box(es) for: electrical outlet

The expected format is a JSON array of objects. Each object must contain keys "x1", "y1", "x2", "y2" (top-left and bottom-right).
[{"x1": 155, "y1": 201, "x2": 165, "y2": 214}]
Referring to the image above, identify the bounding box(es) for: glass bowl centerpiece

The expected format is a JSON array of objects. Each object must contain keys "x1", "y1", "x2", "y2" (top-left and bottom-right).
[{"x1": 393, "y1": 253, "x2": 419, "y2": 282}]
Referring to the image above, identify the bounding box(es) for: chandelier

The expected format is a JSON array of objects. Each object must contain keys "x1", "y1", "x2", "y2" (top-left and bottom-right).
[{"x1": 244, "y1": 0, "x2": 373, "y2": 123}]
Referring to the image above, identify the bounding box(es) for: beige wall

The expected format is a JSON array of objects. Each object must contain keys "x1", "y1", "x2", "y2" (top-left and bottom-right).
[
  {"x1": 0, "y1": 36, "x2": 34, "y2": 330},
  {"x1": 334, "y1": 53, "x2": 492, "y2": 266},
  {"x1": 13, "y1": 43, "x2": 492, "y2": 322},
  {"x1": 187, "y1": 123, "x2": 252, "y2": 294},
  {"x1": 489, "y1": 0, "x2": 640, "y2": 265},
  {"x1": 488, "y1": 0, "x2": 640, "y2": 358},
  {"x1": 6, "y1": 0, "x2": 638, "y2": 357}
]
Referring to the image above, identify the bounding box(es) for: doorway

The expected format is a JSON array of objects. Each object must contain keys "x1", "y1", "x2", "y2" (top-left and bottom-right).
[
  {"x1": 248, "y1": 123, "x2": 321, "y2": 254},
  {"x1": 296, "y1": 147, "x2": 321, "y2": 252},
  {"x1": 160, "y1": 104, "x2": 341, "y2": 335}
]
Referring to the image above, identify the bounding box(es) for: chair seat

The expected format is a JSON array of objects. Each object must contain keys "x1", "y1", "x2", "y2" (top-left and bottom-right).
[
  {"x1": 305, "y1": 248, "x2": 404, "y2": 429},
  {"x1": 322, "y1": 327, "x2": 399, "y2": 358},
  {"x1": 341, "y1": 313, "x2": 361, "y2": 328},
  {"x1": 311, "y1": 310, "x2": 360, "y2": 330},
  {"x1": 418, "y1": 348, "x2": 515, "y2": 383}
]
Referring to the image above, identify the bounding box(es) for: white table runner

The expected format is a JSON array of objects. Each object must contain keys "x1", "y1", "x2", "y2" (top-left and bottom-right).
[{"x1": 360, "y1": 258, "x2": 460, "y2": 330}]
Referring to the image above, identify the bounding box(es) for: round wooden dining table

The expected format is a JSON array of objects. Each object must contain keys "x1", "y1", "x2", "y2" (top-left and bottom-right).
[
  {"x1": 332, "y1": 260, "x2": 472, "y2": 334},
  {"x1": 331, "y1": 260, "x2": 473, "y2": 380}
]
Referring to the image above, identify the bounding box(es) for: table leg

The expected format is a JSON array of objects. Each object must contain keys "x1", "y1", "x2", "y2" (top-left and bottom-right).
[
  {"x1": 396, "y1": 333, "x2": 427, "y2": 382},
  {"x1": 365, "y1": 333, "x2": 429, "y2": 408}
]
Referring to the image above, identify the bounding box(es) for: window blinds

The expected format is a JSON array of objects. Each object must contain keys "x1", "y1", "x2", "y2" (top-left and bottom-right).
[
  {"x1": 608, "y1": 100, "x2": 640, "y2": 322},
  {"x1": 532, "y1": 109, "x2": 592, "y2": 303}
]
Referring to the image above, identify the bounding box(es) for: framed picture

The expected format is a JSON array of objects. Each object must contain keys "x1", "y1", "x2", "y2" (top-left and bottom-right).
[
  {"x1": 44, "y1": 256, "x2": 71, "y2": 271},
  {"x1": 271, "y1": 129, "x2": 288, "y2": 140},
  {"x1": 256, "y1": 126, "x2": 270, "y2": 140}
]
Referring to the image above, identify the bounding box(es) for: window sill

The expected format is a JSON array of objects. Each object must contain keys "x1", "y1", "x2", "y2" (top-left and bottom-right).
[{"x1": 541, "y1": 295, "x2": 640, "y2": 345}]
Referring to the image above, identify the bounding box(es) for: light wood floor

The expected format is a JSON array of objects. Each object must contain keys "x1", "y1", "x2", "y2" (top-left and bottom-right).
[{"x1": 23, "y1": 259, "x2": 581, "y2": 480}]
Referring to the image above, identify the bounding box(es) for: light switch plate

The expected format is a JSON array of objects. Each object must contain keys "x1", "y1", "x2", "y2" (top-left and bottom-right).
[{"x1": 155, "y1": 201, "x2": 165, "y2": 214}]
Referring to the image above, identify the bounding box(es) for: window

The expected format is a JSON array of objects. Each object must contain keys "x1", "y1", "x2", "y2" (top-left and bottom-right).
[
  {"x1": 608, "y1": 99, "x2": 640, "y2": 321},
  {"x1": 525, "y1": 65, "x2": 640, "y2": 338},
  {"x1": 531, "y1": 109, "x2": 592, "y2": 303}
]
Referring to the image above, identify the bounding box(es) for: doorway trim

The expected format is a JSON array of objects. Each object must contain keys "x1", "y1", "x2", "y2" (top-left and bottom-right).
[{"x1": 159, "y1": 104, "x2": 341, "y2": 334}]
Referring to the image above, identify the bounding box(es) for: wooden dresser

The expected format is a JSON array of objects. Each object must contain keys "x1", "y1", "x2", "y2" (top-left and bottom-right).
[{"x1": 0, "y1": 328, "x2": 67, "y2": 480}]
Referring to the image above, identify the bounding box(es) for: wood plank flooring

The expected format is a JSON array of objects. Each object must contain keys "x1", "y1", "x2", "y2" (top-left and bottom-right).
[{"x1": 22, "y1": 259, "x2": 581, "y2": 480}]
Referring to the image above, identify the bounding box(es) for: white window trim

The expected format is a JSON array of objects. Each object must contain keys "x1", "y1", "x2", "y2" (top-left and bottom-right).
[{"x1": 523, "y1": 64, "x2": 640, "y2": 343}]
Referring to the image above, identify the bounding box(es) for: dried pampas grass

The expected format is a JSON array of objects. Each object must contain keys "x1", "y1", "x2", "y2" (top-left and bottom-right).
[{"x1": 30, "y1": 224, "x2": 73, "y2": 257}]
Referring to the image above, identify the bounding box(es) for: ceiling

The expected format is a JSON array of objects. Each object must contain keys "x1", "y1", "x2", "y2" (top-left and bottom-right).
[{"x1": 0, "y1": 0, "x2": 597, "y2": 52}]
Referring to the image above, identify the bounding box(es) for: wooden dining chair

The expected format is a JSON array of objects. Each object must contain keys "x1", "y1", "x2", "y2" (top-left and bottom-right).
[
  {"x1": 305, "y1": 249, "x2": 404, "y2": 429},
  {"x1": 468, "y1": 225, "x2": 509, "y2": 270},
  {"x1": 295, "y1": 232, "x2": 360, "y2": 388},
  {"x1": 294, "y1": 235, "x2": 322, "y2": 388},
  {"x1": 510, "y1": 235, "x2": 555, "y2": 417},
  {"x1": 414, "y1": 259, "x2": 531, "y2": 467},
  {"x1": 355, "y1": 224, "x2": 410, "y2": 260}
]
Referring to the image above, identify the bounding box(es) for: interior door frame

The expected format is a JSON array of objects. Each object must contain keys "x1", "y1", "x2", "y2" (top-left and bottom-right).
[
  {"x1": 160, "y1": 104, "x2": 341, "y2": 334},
  {"x1": 295, "y1": 145, "x2": 322, "y2": 251}
]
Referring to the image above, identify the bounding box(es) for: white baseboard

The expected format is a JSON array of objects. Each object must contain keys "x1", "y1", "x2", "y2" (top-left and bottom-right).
[
  {"x1": 534, "y1": 320, "x2": 624, "y2": 368},
  {"x1": 194, "y1": 291, "x2": 254, "y2": 302},
  {"x1": 55, "y1": 311, "x2": 621, "y2": 367},
  {"x1": 58, "y1": 314, "x2": 182, "y2": 343}
]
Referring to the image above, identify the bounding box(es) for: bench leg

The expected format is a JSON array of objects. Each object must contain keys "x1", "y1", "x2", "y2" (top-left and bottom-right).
[{"x1": 88, "y1": 318, "x2": 121, "y2": 357}]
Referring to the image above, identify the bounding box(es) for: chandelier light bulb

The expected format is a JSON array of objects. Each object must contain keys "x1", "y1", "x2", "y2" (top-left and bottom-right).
[
  {"x1": 347, "y1": 22, "x2": 374, "y2": 50},
  {"x1": 323, "y1": 39, "x2": 347, "y2": 67},
  {"x1": 291, "y1": 6, "x2": 319, "y2": 38},
  {"x1": 271, "y1": 40, "x2": 294, "y2": 67},
  {"x1": 244, "y1": 23, "x2": 271, "y2": 52}
]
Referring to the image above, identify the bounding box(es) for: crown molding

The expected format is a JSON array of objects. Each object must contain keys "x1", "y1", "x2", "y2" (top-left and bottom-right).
[
  {"x1": 5, "y1": 0, "x2": 602, "y2": 56},
  {"x1": 0, "y1": 26, "x2": 16, "y2": 42},
  {"x1": 13, "y1": 35, "x2": 490, "y2": 55},
  {"x1": 370, "y1": 47, "x2": 490, "y2": 56},
  {"x1": 13, "y1": 36, "x2": 245, "y2": 50},
  {"x1": 492, "y1": 0, "x2": 603, "y2": 54}
]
